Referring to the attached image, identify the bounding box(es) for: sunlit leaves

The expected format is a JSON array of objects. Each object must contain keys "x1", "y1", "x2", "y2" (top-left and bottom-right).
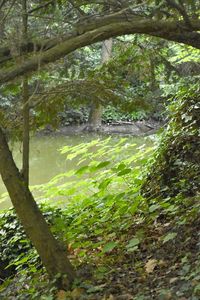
[{"x1": 41, "y1": 137, "x2": 153, "y2": 203}]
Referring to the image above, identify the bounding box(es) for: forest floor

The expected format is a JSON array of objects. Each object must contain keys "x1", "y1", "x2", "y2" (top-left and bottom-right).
[
  {"x1": 66, "y1": 196, "x2": 200, "y2": 300},
  {"x1": 0, "y1": 196, "x2": 200, "y2": 300}
]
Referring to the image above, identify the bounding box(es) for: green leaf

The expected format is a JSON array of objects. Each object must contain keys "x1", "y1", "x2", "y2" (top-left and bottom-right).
[
  {"x1": 95, "y1": 161, "x2": 111, "y2": 169},
  {"x1": 117, "y1": 163, "x2": 126, "y2": 170},
  {"x1": 75, "y1": 165, "x2": 89, "y2": 175},
  {"x1": 117, "y1": 168, "x2": 132, "y2": 176},
  {"x1": 149, "y1": 204, "x2": 160, "y2": 212},
  {"x1": 98, "y1": 178, "x2": 112, "y2": 190},
  {"x1": 126, "y1": 238, "x2": 140, "y2": 248},
  {"x1": 162, "y1": 232, "x2": 177, "y2": 244},
  {"x1": 102, "y1": 241, "x2": 118, "y2": 253}
]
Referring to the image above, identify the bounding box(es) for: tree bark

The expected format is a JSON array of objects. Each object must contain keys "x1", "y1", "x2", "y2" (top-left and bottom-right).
[
  {"x1": 0, "y1": 127, "x2": 75, "y2": 288},
  {"x1": 87, "y1": 39, "x2": 113, "y2": 131}
]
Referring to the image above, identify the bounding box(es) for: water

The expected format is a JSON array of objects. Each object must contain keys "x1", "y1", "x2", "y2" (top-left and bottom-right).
[{"x1": 0, "y1": 134, "x2": 150, "y2": 210}]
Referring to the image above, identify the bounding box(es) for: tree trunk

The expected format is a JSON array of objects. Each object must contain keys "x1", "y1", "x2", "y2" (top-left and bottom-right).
[
  {"x1": 87, "y1": 39, "x2": 113, "y2": 131},
  {"x1": 0, "y1": 127, "x2": 75, "y2": 288},
  {"x1": 21, "y1": 0, "x2": 30, "y2": 186},
  {"x1": 0, "y1": 11, "x2": 5, "y2": 40},
  {"x1": 21, "y1": 76, "x2": 30, "y2": 186}
]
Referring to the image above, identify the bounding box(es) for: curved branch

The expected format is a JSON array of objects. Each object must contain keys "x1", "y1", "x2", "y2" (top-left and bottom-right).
[
  {"x1": 0, "y1": 9, "x2": 200, "y2": 65},
  {"x1": 0, "y1": 14, "x2": 200, "y2": 84}
]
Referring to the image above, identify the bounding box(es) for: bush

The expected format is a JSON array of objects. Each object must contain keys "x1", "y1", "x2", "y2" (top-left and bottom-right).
[{"x1": 142, "y1": 85, "x2": 200, "y2": 198}]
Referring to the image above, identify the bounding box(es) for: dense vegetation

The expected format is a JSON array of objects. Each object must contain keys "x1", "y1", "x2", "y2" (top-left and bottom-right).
[
  {"x1": 1, "y1": 138, "x2": 200, "y2": 299},
  {"x1": 0, "y1": 0, "x2": 200, "y2": 299}
]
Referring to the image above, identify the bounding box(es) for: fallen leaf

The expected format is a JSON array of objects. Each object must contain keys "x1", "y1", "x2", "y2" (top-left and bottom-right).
[
  {"x1": 56, "y1": 290, "x2": 67, "y2": 300},
  {"x1": 169, "y1": 277, "x2": 178, "y2": 284},
  {"x1": 71, "y1": 288, "x2": 84, "y2": 300},
  {"x1": 145, "y1": 259, "x2": 158, "y2": 273},
  {"x1": 107, "y1": 295, "x2": 115, "y2": 300},
  {"x1": 158, "y1": 260, "x2": 168, "y2": 268}
]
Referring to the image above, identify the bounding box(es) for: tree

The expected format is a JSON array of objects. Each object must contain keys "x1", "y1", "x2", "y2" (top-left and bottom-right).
[
  {"x1": 0, "y1": 127, "x2": 75, "y2": 288},
  {"x1": 87, "y1": 39, "x2": 113, "y2": 130},
  {"x1": 21, "y1": 0, "x2": 30, "y2": 186}
]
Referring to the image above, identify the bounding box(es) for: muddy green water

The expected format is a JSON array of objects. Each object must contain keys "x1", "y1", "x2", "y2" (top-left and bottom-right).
[{"x1": 0, "y1": 134, "x2": 151, "y2": 210}]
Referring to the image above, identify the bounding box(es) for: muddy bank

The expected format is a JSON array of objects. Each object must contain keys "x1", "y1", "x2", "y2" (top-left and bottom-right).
[{"x1": 38, "y1": 120, "x2": 162, "y2": 136}]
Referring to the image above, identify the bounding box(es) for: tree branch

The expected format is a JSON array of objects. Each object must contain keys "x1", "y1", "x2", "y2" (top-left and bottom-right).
[
  {"x1": 28, "y1": 0, "x2": 54, "y2": 14},
  {"x1": 165, "y1": 0, "x2": 193, "y2": 28},
  {"x1": 0, "y1": 8, "x2": 199, "y2": 66},
  {"x1": 0, "y1": 14, "x2": 200, "y2": 84},
  {"x1": 68, "y1": 0, "x2": 87, "y2": 17}
]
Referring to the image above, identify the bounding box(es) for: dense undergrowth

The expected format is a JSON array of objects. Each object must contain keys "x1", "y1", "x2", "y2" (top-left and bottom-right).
[
  {"x1": 142, "y1": 85, "x2": 200, "y2": 199},
  {"x1": 0, "y1": 135, "x2": 200, "y2": 299}
]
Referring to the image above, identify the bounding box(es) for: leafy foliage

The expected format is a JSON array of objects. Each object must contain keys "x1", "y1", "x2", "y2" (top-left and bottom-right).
[
  {"x1": 0, "y1": 205, "x2": 65, "y2": 282},
  {"x1": 142, "y1": 84, "x2": 200, "y2": 198},
  {"x1": 1, "y1": 136, "x2": 200, "y2": 299}
]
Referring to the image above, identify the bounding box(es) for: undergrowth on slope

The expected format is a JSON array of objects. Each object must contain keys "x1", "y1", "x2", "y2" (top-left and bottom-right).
[
  {"x1": 0, "y1": 137, "x2": 200, "y2": 299},
  {"x1": 142, "y1": 85, "x2": 200, "y2": 198}
]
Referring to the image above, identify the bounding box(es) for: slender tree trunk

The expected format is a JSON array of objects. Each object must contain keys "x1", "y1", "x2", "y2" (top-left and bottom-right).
[
  {"x1": 0, "y1": 11, "x2": 5, "y2": 40},
  {"x1": 149, "y1": 58, "x2": 158, "y2": 92},
  {"x1": 101, "y1": 39, "x2": 113, "y2": 64},
  {"x1": 0, "y1": 127, "x2": 75, "y2": 288},
  {"x1": 21, "y1": 0, "x2": 30, "y2": 186},
  {"x1": 87, "y1": 39, "x2": 113, "y2": 131},
  {"x1": 22, "y1": 75, "x2": 30, "y2": 186}
]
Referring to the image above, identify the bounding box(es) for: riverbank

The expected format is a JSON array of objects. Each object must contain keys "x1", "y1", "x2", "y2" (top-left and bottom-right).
[{"x1": 38, "y1": 120, "x2": 162, "y2": 137}]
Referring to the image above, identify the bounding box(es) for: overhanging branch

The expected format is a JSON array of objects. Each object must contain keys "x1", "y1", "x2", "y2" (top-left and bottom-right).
[{"x1": 0, "y1": 14, "x2": 200, "y2": 84}]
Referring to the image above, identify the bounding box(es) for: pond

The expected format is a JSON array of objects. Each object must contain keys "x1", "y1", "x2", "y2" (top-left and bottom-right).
[{"x1": 0, "y1": 134, "x2": 152, "y2": 210}]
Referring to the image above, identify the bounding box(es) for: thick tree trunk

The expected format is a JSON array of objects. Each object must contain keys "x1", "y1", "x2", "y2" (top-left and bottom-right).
[
  {"x1": 87, "y1": 39, "x2": 113, "y2": 131},
  {"x1": 87, "y1": 101, "x2": 103, "y2": 131},
  {"x1": 0, "y1": 127, "x2": 75, "y2": 288}
]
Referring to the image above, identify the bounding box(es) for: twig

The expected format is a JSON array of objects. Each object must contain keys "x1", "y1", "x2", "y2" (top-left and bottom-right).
[
  {"x1": 165, "y1": 0, "x2": 192, "y2": 28},
  {"x1": 28, "y1": 0, "x2": 54, "y2": 14}
]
